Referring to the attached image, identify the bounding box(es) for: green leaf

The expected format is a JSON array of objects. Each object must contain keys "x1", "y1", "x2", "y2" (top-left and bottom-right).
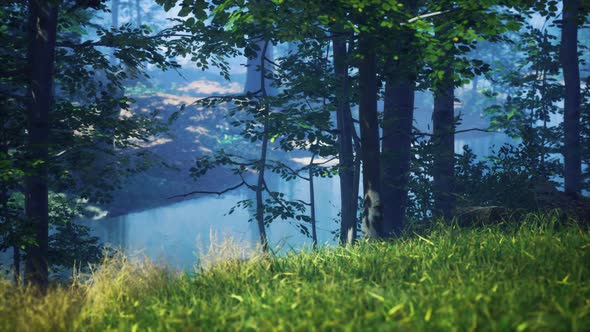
[{"x1": 178, "y1": 6, "x2": 192, "y2": 17}]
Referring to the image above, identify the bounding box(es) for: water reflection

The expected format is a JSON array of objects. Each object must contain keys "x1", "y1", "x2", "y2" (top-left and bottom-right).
[
  {"x1": 81, "y1": 175, "x2": 341, "y2": 271},
  {"x1": 81, "y1": 134, "x2": 517, "y2": 271}
]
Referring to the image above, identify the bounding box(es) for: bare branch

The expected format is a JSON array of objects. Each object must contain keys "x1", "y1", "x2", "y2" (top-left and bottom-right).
[
  {"x1": 238, "y1": 173, "x2": 257, "y2": 191},
  {"x1": 455, "y1": 128, "x2": 496, "y2": 135},
  {"x1": 168, "y1": 181, "x2": 245, "y2": 199},
  {"x1": 262, "y1": 178, "x2": 291, "y2": 212},
  {"x1": 412, "y1": 127, "x2": 495, "y2": 137},
  {"x1": 312, "y1": 156, "x2": 337, "y2": 166},
  {"x1": 295, "y1": 199, "x2": 311, "y2": 206},
  {"x1": 270, "y1": 160, "x2": 310, "y2": 181},
  {"x1": 263, "y1": 56, "x2": 281, "y2": 68},
  {"x1": 404, "y1": 9, "x2": 454, "y2": 25}
]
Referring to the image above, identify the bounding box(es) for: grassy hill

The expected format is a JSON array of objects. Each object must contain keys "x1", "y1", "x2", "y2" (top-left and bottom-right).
[{"x1": 1, "y1": 213, "x2": 589, "y2": 331}]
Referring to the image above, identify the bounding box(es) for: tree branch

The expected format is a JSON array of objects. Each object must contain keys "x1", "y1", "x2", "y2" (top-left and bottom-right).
[
  {"x1": 262, "y1": 178, "x2": 292, "y2": 212},
  {"x1": 412, "y1": 127, "x2": 495, "y2": 137},
  {"x1": 168, "y1": 181, "x2": 245, "y2": 199},
  {"x1": 404, "y1": 9, "x2": 454, "y2": 25}
]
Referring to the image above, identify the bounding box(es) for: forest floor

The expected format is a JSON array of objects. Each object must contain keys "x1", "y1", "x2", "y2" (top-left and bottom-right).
[{"x1": 1, "y1": 213, "x2": 589, "y2": 331}]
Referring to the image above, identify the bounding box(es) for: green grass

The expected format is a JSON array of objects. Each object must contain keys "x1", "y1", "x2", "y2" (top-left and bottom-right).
[{"x1": 1, "y1": 213, "x2": 589, "y2": 331}]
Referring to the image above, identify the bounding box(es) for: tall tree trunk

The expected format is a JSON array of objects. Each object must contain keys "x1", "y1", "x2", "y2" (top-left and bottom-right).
[
  {"x1": 432, "y1": 61, "x2": 455, "y2": 219},
  {"x1": 332, "y1": 32, "x2": 356, "y2": 245},
  {"x1": 254, "y1": 40, "x2": 271, "y2": 253},
  {"x1": 25, "y1": 0, "x2": 58, "y2": 291},
  {"x1": 381, "y1": 1, "x2": 418, "y2": 236},
  {"x1": 358, "y1": 32, "x2": 382, "y2": 239},
  {"x1": 561, "y1": 0, "x2": 582, "y2": 196},
  {"x1": 382, "y1": 79, "x2": 415, "y2": 236}
]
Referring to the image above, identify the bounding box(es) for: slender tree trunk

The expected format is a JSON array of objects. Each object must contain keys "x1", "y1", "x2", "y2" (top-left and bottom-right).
[
  {"x1": 382, "y1": 79, "x2": 415, "y2": 236},
  {"x1": 332, "y1": 32, "x2": 356, "y2": 245},
  {"x1": 358, "y1": 31, "x2": 383, "y2": 239},
  {"x1": 350, "y1": 34, "x2": 362, "y2": 239},
  {"x1": 432, "y1": 61, "x2": 455, "y2": 219},
  {"x1": 254, "y1": 40, "x2": 271, "y2": 253},
  {"x1": 25, "y1": 0, "x2": 58, "y2": 291},
  {"x1": 13, "y1": 246, "x2": 20, "y2": 285},
  {"x1": 308, "y1": 155, "x2": 317, "y2": 249},
  {"x1": 351, "y1": 133, "x2": 361, "y2": 236},
  {"x1": 561, "y1": 0, "x2": 582, "y2": 196}
]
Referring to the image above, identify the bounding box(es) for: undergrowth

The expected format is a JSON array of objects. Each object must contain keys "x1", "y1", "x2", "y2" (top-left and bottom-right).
[{"x1": 1, "y1": 212, "x2": 589, "y2": 331}]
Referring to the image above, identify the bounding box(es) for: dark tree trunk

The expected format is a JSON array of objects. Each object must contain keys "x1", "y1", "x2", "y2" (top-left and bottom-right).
[
  {"x1": 432, "y1": 62, "x2": 455, "y2": 219},
  {"x1": 13, "y1": 246, "x2": 20, "y2": 285},
  {"x1": 358, "y1": 32, "x2": 383, "y2": 239},
  {"x1": 308, "y1": 155, "x2": 317, "y2": 249},
  {"x1": 381, "y1": 1, "x2": 418, "y2": 236},
  {"x1": 332, "y1": 32, "x2": 356, "y2": 245},
  {"x1": 25, "y1": 0, "x2": 58, "y2": 291},
  {"x1": 382, "y1": 80, "x2": 415, "y2": 236},
  {"x1": 561, "y1": 0, "x2": 582, "y2": 196},
  {"x1": 254, "y1": 40, "x2": 271, "y2": 253}
]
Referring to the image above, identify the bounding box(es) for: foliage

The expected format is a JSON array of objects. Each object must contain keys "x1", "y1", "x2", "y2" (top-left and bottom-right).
[
  {"x1": 159, "y1": 0, "x2": 342, "y2": 240},
  {"x1": 1, "y1": 217, "x2": 589, "y2": 331},
  {"x1": 407, "y1": 139, "x2": 564, "y2": 222},
  {"x1": 484, "y1": 21, "x2": 563, "y2": 181},
  {"x1": 454, "y1": 144, "x2": 560, "y2": 209},
  {"x1": 0, "y1": 191, "x2": 102, "y2": 273},
  {"x1": 47, "y1": 194, "x2": 102, "y2": 273},
  {"x1": 0, "y1": 0, "x2": 225, "y2": 272},
  {"x1": 407, "y1": 138, "x2": 435, "y2": 221}
]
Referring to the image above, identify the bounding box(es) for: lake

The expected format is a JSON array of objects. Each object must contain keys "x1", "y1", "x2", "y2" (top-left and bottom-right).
[{"x1": 80, "y1": 132, "x2": 515, "y2": 271}]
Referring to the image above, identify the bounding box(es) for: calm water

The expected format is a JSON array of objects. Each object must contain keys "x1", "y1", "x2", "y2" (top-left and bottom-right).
[
  {"x1": 81, "y1": 174, "x2": 342, "y2": 270},
  {"x1": 0, "y1": 134, "x2": 516, "y2": 273}
]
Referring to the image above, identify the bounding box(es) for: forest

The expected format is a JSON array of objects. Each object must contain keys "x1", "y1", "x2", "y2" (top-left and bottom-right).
[{"x1": 1, "y1": 0, "x2": 590, "y2": 330}]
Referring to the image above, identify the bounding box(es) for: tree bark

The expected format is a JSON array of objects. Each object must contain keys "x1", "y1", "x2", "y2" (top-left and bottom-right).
[
  {"x1": 358, "y1": 31, "x2": 383, "y2": 239},
  {"x1": 25, "y1": 0, "x2": 58, "y2": 291},
  {"x1": 561, "y1": 0, "x2": 582, "y2": 196},
  {"x1": 13, "y1": 246, "x2": 21, "y2": 285},
  {"x1": 381, "y1": 0, "x2": 418, "y2": 238},
  {"x1": 254, "y1": 40, "x2": 271, "y2": 253},
  {"x1": 332, "y1": 32, "x2": 356, "y2": 245},
  {"x1": 382, "y1": 79, "x2": 415, "y2": 236},
  {"x1": 432, "y1": 61, "x2": 455, "y2": 219},
  {"x1": 308, "y1": 155, "x2": 317, "y2": 249}
]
